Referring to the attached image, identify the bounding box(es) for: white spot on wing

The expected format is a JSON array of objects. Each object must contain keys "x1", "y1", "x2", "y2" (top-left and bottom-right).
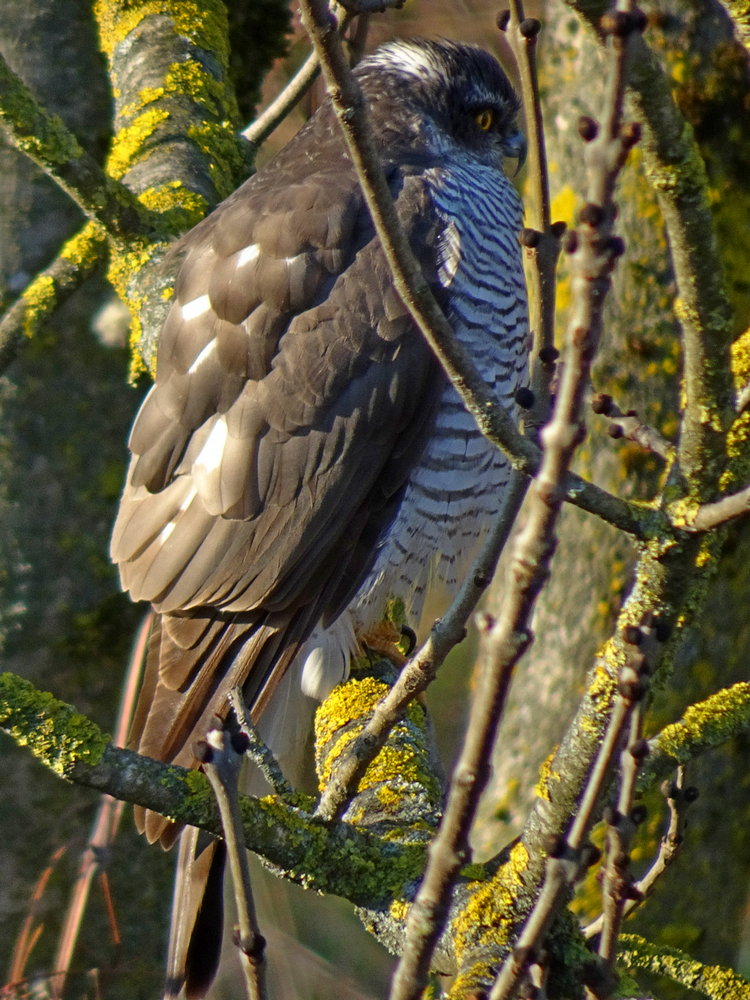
[
  {"x1": 156, "y1": 487, "x2": 197, "y2": 546},
  {"x1": 188, "y1": 338, "x2": 217, "y2": 374},
  {"x1": 194, "y1": 417, "x2": 228, "y2": 477},
  {"x1": 237, "y1": 243, "x2": 260, "y2": 267},
  {"x1": 181, "y1": 294, "x2": 211, "y2": 321}
]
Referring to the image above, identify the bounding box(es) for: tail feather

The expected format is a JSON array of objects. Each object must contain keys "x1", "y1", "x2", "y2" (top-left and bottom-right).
[
  {"x1": 164, "y1": 828, "x2": 226, "y2": 1000},
  {"x1": 129, "y1": 603, "x2": 324, "y2": 992}
]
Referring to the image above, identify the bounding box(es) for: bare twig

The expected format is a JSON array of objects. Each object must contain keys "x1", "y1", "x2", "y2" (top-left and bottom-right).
[
  {"x1": 7, "y1": 845, "x2": 68, "y2": 990},
  {"x1": 49, "y1": 613, "x2": 151, "y2": 997},
  {"x1": 585, "y1": 766, "x2": 695, "y2": 939},
  {"x1": 202, "y1": 724, "x2": 268, "y2": 1000},
  {"x1": 242, "y1": 50, "x2": 323, "y2": 149},
  {"x1": 591, "y1": 393, "x2": 673, "y2": 459},
  {"x1": 388, "y1": 613, "x2": 526, "y2": 1000},
  {"x1": 504, "y1": 6, "x2": 561, "y2": 430},
  {"x1": 597, "y1": 701, "x2": 645, "y2": 972},
  {"x1": 490, "y1": 695, "x2": 634, "y2": 1000},
  {"x1": 685, "y1": 483, "x2": 750, "y2": 531},
  {"x1": 229, "y1": 687, "x2": 294, "y2": 798},
  {"x1": 316, "y1": 470, "x2": 527, "y2": 822}
]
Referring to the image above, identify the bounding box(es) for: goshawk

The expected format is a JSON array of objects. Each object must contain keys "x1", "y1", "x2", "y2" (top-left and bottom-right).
[{"x1": 111, "y1": 36, "x2": 528, "y2": 998}]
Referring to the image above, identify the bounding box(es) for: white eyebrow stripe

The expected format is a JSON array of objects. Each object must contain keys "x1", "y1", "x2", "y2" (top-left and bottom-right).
[
  {"x1": 237, "y1": 243, "x2": 260, "y2": 267},
  {"x1": 182, "y1": 294, "x2": 211, "y2": 321},
  {"x1": 188, "y1": 338, "x2": 217, "y2": 374}
]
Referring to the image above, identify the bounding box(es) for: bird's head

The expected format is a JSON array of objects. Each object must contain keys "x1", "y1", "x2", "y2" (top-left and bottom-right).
[{"x1": 356, "y1": 38, "x2": 526, "y2": 172}]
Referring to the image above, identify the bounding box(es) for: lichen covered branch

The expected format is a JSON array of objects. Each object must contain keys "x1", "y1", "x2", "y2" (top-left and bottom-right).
[
  {"x1": 0, "y1": 221, "x2": 107, "y2": 373},
  {"x1": 0, "y1": 53, "x2": 153, "y2": 237}
]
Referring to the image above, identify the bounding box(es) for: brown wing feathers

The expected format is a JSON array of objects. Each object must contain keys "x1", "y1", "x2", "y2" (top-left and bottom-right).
[{"x1": 113, "y1": 118, "x2": 444, "y2": 915}]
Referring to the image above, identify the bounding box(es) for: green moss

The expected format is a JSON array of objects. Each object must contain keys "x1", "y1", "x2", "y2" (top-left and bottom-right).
[{"x1": 0, "y1": 672, "x2": 110, "y2": 776}]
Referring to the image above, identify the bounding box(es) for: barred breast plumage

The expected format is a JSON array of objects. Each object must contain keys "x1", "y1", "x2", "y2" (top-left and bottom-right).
[{"x1": 344, "y1": 160, "x2": 528, "y2": 638}]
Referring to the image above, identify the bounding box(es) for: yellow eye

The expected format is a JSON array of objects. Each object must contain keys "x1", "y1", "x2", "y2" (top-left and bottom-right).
[{"x1": 475, "y1": 108, "x2": 495, "y2": 131}]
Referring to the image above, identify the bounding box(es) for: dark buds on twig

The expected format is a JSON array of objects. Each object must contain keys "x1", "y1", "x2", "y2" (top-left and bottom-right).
[
  {"x1": 515, "y1": 386, "x2": 535, "y2": 409},
  {"x1": 579, "y1": 202, "x2": 605, "y2": 227},
  {"x1": 496, "y1": 9, "x2": 511, "y2": 31},
  {"x1": 561, "y1": 229, "x2": 579, "y2": 254},
  {"x1": 578, "y1": 116, "x2": 599, "y2": 142},
  {"x1": 538, "y1": 345, "x2": 559, "y2": 365},
  {"x1": 519, "y1": 227, "x2": 541, "y2": 248},
  {"x1": 601, "y1": 8, "x2": 648, "y2": 38},
  {"x1": 520, "y1": 18, "x2": 541, "y2": 39}
]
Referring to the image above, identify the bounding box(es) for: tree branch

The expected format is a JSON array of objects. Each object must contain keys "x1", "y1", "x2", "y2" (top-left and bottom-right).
[
  {"x1": 0, "y1": 671, "x2": 431, "y2": 910},
  {"x1": 618, "y1": 933, "x2": 750, "y2": 999},
  {"x1": 0, "y1": 221, "x2": 107, "y2": 374},
  {"x1": 637, "y1": 682, "x2": 750, "y2": 789},
  {"x1": 0, "y1": 52, "x2": 154, "y2": 237}
]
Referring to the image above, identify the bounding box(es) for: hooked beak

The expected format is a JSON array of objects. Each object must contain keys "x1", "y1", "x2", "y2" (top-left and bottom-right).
[{"x1": 503, "y1": 130, "x2": 527, "y2": 175}]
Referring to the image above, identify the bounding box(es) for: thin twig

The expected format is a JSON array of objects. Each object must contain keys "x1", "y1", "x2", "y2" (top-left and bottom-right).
[
  {"x1": 242, "y1": 49, "x2": 323, "y2": 149},
  {"x1": 203, "y1": 724, "x2": 268, "y2": 1000},
  {"x1": 685, "y1": 483, "x2": 750, "y2": 531},
  {"x1": 585, "y1": 766, "x2": 695, "y2": 939},
  {"x1": 7, "y1": 846, "x2": 68, "y2": 989},
  {"x1": 597, "y1": 701, "x2": 645, "y2": 971},
  {"x1": 591, "y1": 393, "x2": 674, "y2": 459},
  {"x1": 489, "y1": 695, "x2": 634, "y2": 1000},
  {"x1": 388, "y1": 612, "x2": 527, "y2": 1000},
  {"x1": 316, "y1": 470, "x2": 528, "y2": 822},
  {"x1": 49, "y1": 613, "x2": 151, "y2": 997},
  {"x1": 229, "y1": 687, "x2": 294, "y2": 798},
  {"x1": 505, "y1": 6, "x2": 561, "y2": 430}
]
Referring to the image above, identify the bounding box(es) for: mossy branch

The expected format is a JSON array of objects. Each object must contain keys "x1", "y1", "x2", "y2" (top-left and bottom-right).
[
  {"x1": 717, "y1": 0, "x2": 750, "y2": 56},
  {"x1": 638, "y1": 682, "x2": 750, "y2": 788},
  {"x1": 0, "y1": 52, "x2": 155, "y2": 238},
  {"x1": 618, "y1": 933, "x2": 750, "y2": 999},
  {"x1": 0, "y1": 673, "x2": 452, "y2": 944},
  {"x1": 0, "y1": 222, "x2": 107, "y2": 374}
]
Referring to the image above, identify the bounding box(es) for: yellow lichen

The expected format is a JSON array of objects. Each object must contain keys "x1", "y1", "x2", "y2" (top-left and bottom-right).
[
  {"x1": 21, "y1": 275, "x2": 57, "y2": 338},
  {"x1": 94, "y1": 0, "x2": 231, "y2": 72},
  {"x1": 105, "y1": 107, "x2": 171, "y2": 181},
  {"x1": 654, "y1": 682, "x2": 750, "y2": 763},
  {"x1": 449, "y1": 841, "x2": 531, "y2": 994}
]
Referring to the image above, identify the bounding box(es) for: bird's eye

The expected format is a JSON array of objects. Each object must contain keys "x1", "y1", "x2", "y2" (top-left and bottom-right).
[{"x1": 475, "y1": 108, "x2": 495, "y2": 131}]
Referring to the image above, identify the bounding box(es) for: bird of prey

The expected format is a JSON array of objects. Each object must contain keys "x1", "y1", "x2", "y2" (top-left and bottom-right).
[{"x1": 111, "y1": 36, "x2": 528, "y2": 998}]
